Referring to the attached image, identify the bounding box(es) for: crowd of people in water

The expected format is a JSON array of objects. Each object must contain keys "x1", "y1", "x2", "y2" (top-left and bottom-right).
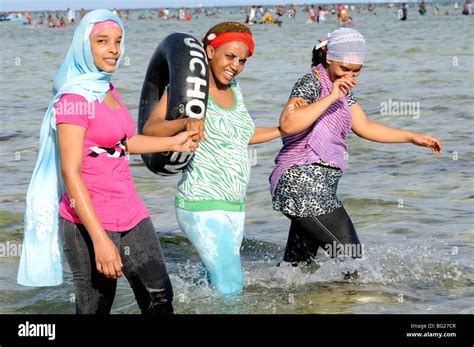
[
  {"x1": 1, "y1": 2, "x2": 472, "y2": 27},
  {"x1": 245, "y1": 4, "x2": 361, "y2": 26},
  {"x1": 396, "y1": 1, "x2": 472, "y2": 20}
]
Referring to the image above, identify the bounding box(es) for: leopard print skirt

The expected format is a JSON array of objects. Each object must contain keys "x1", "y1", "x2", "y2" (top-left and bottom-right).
[{"x1": 272, "y1": 163, "x2": 343, "y2": 218}]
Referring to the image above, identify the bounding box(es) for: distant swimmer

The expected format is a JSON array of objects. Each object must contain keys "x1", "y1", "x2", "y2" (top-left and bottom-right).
[
  {"x1": 399, "y1": 3, "x2": 408, "y2": 20},
  {"x1": 419, "y1": 1, "x2": 427, "y2": 15},
  {"x1": 462, "y1": 0, "x2": 472, "y2": 15}
]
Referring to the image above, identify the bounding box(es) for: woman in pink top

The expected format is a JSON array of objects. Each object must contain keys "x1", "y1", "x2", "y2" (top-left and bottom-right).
[{"x1": 54, "y1": 10, "x2": 197, "y2": 314}]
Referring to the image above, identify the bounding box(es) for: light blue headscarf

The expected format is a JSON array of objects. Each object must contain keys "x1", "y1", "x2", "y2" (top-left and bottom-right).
[{"x1": 17, "y1": 9, "x2": 125, "y2": 286}]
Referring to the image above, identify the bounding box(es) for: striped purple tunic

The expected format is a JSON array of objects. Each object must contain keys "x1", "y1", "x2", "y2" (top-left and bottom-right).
[{"x1": 269, "y1": 64, "x2": 354, "y2": 197}]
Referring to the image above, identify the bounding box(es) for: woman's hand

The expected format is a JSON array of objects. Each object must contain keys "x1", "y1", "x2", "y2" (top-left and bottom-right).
[
  {"x1": 94, "y1": 237, "x2": 123, "y2": 280},
  {"x1": 184, "y1": 118, "x2": 205, "y2": 141},
  {"x1": 329, "y1": 76, "x2": 358, "y2": 102},
  {"x1": 171, "y1": 130, "x2": 200, "y2": 152},
  {"x1": 410, "y1": 133, "x2": 442, "y2": 155}
]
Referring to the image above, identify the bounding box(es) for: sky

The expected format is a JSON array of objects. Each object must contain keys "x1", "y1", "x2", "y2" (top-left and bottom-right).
[{"x1": 0, "y1": 0, "x2": 443, "y2": 12}]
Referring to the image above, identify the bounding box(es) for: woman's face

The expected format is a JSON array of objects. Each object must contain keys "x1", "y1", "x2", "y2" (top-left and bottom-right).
[
  {"x1": 206, "y1": 41, "x2": 249, "y2": 87},
  {"x1": 326, "y1": 60, "x2": 362, "y2": 82},
  {"x1": 90, "y1": 27, "x2": 122, "y2": 73}
]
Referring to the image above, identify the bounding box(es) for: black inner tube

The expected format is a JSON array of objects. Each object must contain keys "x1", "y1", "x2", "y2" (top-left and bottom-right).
[{"x1": 138, "y1": 32, "x2": 209, "y2": 175}]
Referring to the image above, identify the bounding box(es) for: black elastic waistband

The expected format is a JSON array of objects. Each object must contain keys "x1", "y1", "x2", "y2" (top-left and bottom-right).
[{"x1": 311, "y1": 162, "x2": 341, "y2": 171}]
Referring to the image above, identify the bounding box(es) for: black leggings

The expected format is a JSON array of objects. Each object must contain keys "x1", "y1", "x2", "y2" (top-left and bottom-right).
[
  {"x1": 283, "y1": 206, "x2": 362, "y2": 264},
  {"x1": 60, "y1": 217, "x2": 173, "y2": 314}
]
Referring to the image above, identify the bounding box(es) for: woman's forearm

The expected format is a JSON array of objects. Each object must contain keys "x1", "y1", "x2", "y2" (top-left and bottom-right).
[
  {"x1": 249, "y1": 126, "x2": 282, "y2": 144},
  {"x1": 357, "y1": 120, "x2": 415, "y2": 143},
  {"x1": 126, "y1": 134, "x2": 174, "y2": 154},
  {"x1": 279, "y1": 95, "x2": 336, "y2": 135},
  {"x1": 143, "y1": 118, "x2": 186, "y2": 137},
  {"x1": 62, "y1": 173, "x2": 109, "y2": 244},
  {"x1": 351, "y1": 103, "x2": 415, "y2": 143}
]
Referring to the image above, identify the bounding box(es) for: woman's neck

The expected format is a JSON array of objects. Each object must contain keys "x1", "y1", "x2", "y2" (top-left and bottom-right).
[{"x1": 209, "y1": 73, "x2": 229, "y2": 92}]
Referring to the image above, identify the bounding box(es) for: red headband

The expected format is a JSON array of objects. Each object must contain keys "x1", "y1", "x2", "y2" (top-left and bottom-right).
[{"x1": 207, "y1": 32, "x2": 255, "y2": 57}]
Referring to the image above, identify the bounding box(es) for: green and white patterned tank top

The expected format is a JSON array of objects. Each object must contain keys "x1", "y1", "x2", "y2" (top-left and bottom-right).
[{"x1": 176, "y1": 79, "x2": 255, "y2": 212}]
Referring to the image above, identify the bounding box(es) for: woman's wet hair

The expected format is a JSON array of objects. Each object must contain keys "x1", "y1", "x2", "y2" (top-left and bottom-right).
[{"x1": 311, "y1": 42, "x2": 328, "y2": 68}]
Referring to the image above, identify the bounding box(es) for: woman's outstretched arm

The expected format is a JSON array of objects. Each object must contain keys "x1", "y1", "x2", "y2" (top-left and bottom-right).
[
  {"x1": 350, "y1": 103, "x2": 442, "y2": 155},
  {"x1": 249, "y1": 126, "x2": 283, "y2": 144},
  {"x1": 142, "y1": 90, "x2": 205, "y2": 141},
  {"x1": 126, "y1": 131, "x2": 199, "y2": 154}
]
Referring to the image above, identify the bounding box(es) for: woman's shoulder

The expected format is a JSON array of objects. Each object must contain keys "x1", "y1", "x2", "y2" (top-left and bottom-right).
[
  {"x1": 55, "y1": 92, "x2": 92, "y2": 127},
  {"x1": 294, "y1": 70, "x2": 321, "y2": 88},
  {"x1": 290, "y1": 70, "x2": 321, "y2": 102},
  {"x1": 57, "y1": 93, "x2": 89, "y2": 103}
]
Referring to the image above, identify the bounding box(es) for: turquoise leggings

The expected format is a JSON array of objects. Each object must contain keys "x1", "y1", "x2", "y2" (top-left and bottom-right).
[{"x1": 176, "y1": 207, "x2": 245, "y2": 295}]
